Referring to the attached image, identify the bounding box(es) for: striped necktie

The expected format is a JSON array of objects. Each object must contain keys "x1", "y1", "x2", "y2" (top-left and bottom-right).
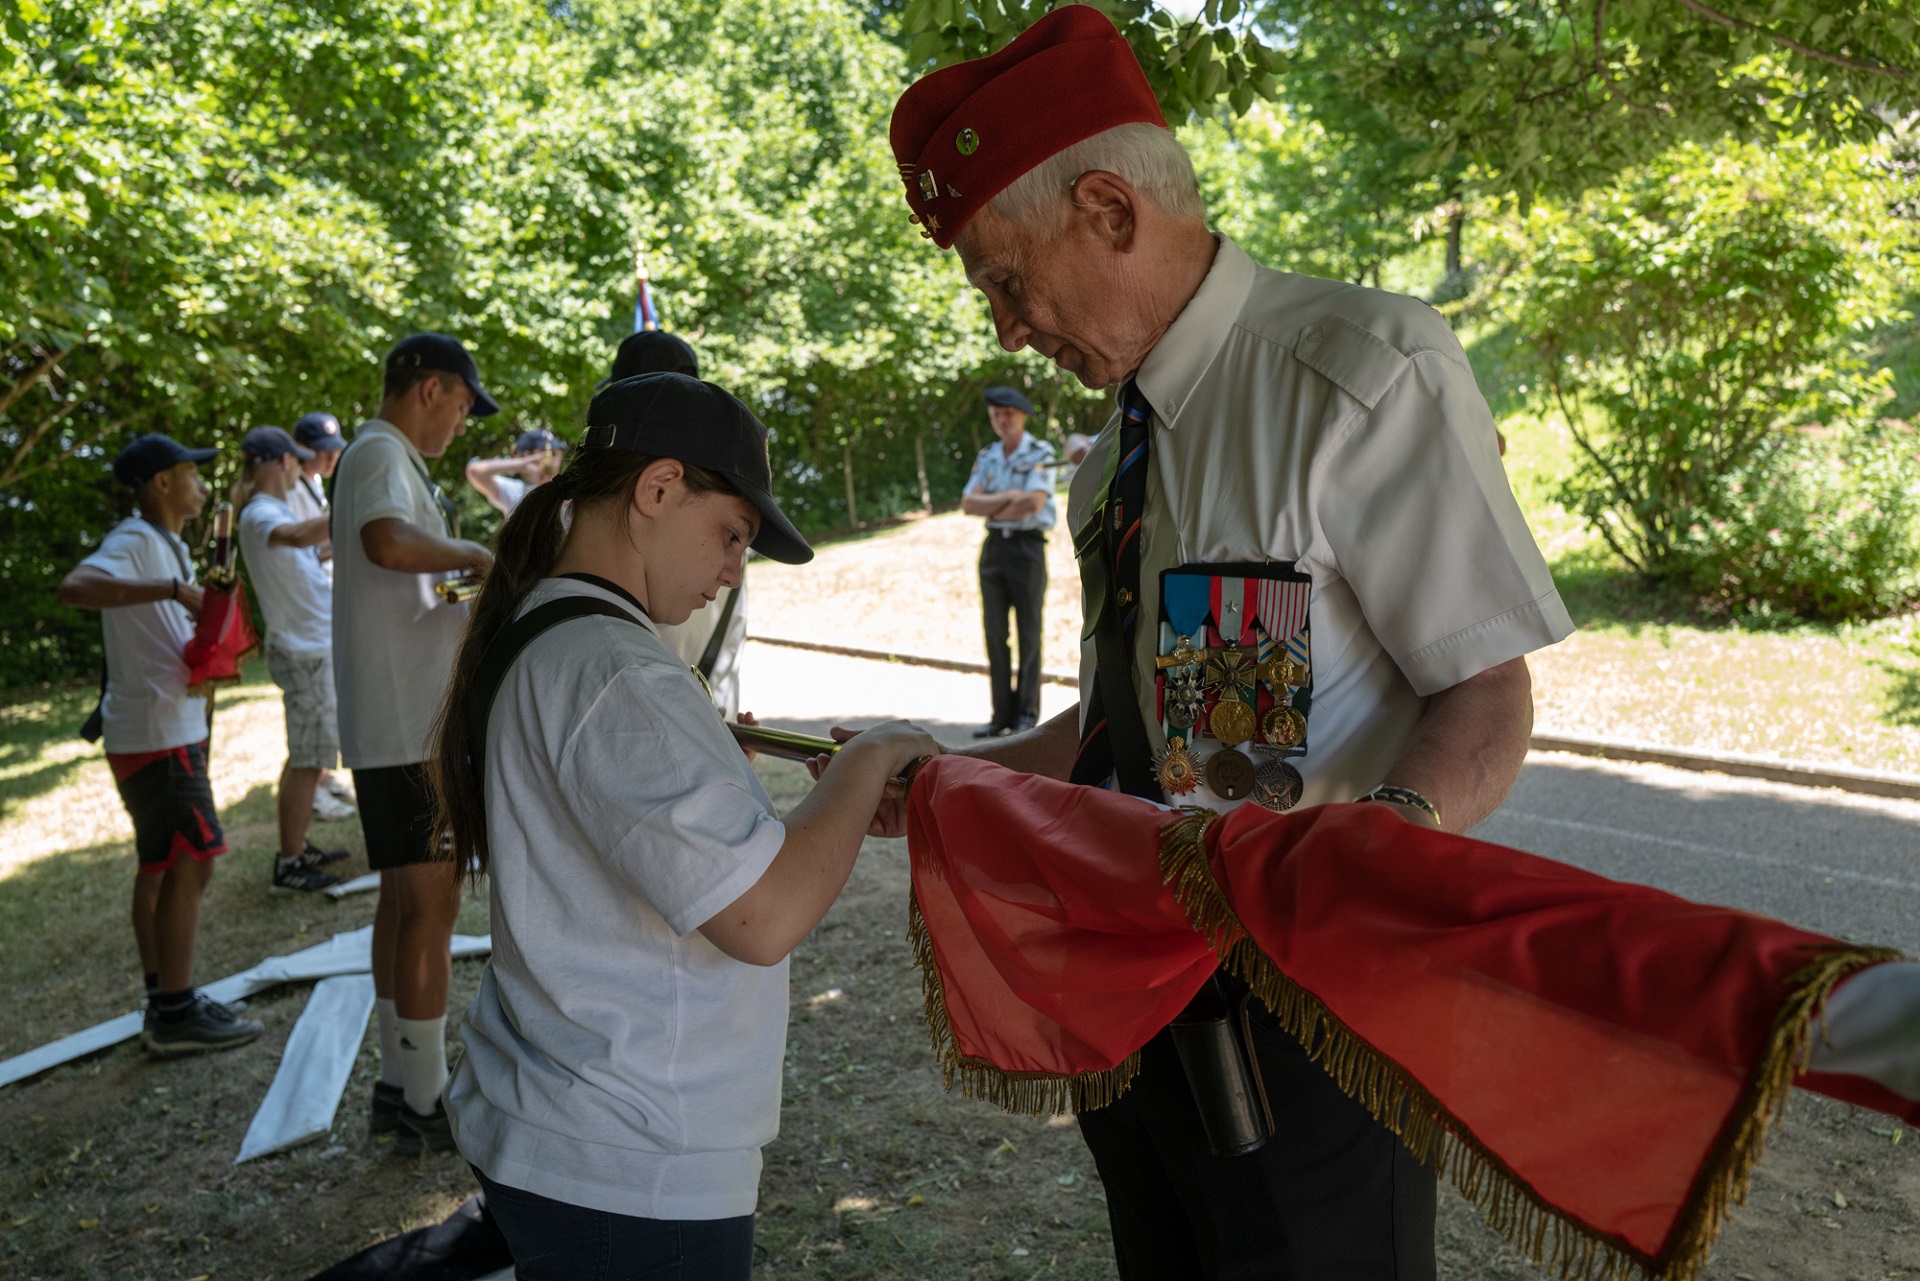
[{"x1": 1070, "y1": 380, "x2": 1154, "y2": 791}]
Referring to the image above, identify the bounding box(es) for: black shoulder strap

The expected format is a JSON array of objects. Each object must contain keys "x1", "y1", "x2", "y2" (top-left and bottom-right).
[
  {"x1": 696, "y1": 586, "x2": 741, "y2": 680},
  {"x1": 1073, "y1": 502, "x2": 1161, "y2": 798},
  {"x1": 465, "y1": 596, "x2": 646, "y2": 782}
]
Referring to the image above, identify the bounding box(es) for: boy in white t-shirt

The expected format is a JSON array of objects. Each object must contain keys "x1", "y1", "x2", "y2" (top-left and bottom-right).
[
  {"x1": 332, "y1": 333, "x2": 497, "y2": 1153},
  {"x1": 462, "y1": 427, "x2": 564, "y2": 515},
  {"x1": 235, "y1": 426, "x2": 350, "y2": 893},
  {"x1": 288, "y1": 411, "x2": 357, "y2": 822},
  {"x1": 57, "y1": 435, "x2": 264, "y2": 1057}
]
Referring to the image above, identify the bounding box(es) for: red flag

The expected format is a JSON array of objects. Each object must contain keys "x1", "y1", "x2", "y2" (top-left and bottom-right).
[{"x1": 905, "y1": 755, "x2": 1910, "y2": 1280}]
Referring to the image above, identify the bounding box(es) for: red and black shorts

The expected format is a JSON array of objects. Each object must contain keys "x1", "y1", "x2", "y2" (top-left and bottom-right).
[{"x1": 106, "y1": 741, "x2": 227, "y2": 875}]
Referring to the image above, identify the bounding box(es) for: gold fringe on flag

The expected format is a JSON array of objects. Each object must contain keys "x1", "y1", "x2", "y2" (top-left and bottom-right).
[
  {"x1": 907, "y1": 890, "x2": 1142, "y2": 1116},
  {"x1": 1156, "y1": 809, "x2": 1902, "y2": 1281}
]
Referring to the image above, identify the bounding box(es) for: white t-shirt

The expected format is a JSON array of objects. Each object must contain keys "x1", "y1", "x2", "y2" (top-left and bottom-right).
[
  {"x1": 237, "y1": 494, "x2": 331, "y2": 657},
  {"x1": 491, "y1": 474, "x2": 527, "y2": 513},
  {"x1": 654, "y1": 581, "x2": 748, "y2": 719},
  {"x1": 80, "y1": 517, "x2": 207, "y2": 753},
  {"x1": 448, "y1": 576, "x2": 788, "y2": 1221},
  {"x1": 1068, "y1": 235, "x2": 1573, "y2": 812},
  {"x1": 286, "y1": 472, "x2": 334, "y2": 583},
  {"x1": 330, "y1": 419, "x2": 468, "y2": 768}
]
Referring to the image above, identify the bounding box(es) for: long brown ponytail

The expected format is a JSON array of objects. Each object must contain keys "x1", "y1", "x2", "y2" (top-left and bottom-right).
[{"x1": 428, "y1": 448, "x2": 733, "y2": 880}]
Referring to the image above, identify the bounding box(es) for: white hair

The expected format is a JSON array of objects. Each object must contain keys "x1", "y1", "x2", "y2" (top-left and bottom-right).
[{"x1": 986, "y1": 122, "x2": 1204, "y2": 238}]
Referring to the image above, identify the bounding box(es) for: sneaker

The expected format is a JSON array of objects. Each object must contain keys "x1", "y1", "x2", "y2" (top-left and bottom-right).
[
  {"x1": 303, "y1": 839, "x2": 351, "y2": 865},
  {"x1": 370, "y1": 1081, "x2": 405, "y2": 1135},
  {"x1": 143, "y1": 994, "x2": 263, "y2": 1057},
  {"x1": 273, "y1": 852, "x2": 346, "y2": 893},
  {"x1": 312, "y1": 789, "x2": 357, "y2": 822},
  {"x1": 393, "y1": 1098, "x2": 457, "y2": 1155}
]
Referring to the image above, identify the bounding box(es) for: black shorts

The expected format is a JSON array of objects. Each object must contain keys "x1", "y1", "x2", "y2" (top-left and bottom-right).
[
  {"x1": 107, "y1": 741, "x2": 227, "y2": 874},
  {"x1": 351, "y1": 762, "x2": 440, "y2": 870}
]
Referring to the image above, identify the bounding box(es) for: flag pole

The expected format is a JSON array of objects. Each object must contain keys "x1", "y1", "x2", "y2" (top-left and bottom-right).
[{"x1": 634, "y1": 242, "x2": 658, "y2": 333}]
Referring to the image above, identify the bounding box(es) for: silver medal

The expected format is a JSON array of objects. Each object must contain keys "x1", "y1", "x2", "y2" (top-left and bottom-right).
[{"x1": 1252, "y1": 757, "x2": 1304, "y2": 812}]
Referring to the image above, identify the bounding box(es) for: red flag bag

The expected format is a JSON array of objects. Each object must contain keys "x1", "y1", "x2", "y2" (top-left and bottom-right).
[
  {"x1": 904, "y1": 754, "x2": 1912, "y2": 1281},
  {"x1": 183, "y1": 502, "x2": 260, "y2": 691}
]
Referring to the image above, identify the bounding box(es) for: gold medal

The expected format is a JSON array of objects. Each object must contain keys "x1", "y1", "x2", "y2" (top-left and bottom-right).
[
  {"x1": 1155, "y1": 739, "x2": 1200, "y2": 794},
  {"x1": 1261, "y1": 705, "x2": 1306, "y2": 748},
  {"x1": 1209, "y1": 699, "x2": 1255, "y2": 747},
  {"x1": 1257, "y1": 654, "x2": 1305, "y2": 690},
  {"x1": 1204, "y1": 748, "x2": 1256, "y2": 801},
  {"x1": 1204, "y1": 644, "x2": 1255, "y2": 699}
]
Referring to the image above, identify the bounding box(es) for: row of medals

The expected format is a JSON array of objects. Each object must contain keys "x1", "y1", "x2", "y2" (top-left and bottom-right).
[{"x1": 1155, "y1": 637, "x2": 1306, "y2": 811}]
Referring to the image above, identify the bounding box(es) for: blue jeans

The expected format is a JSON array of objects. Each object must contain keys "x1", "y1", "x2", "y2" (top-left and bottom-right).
[{"x1": 473, "y1": 1168, "x2": 755, "y2": 1281}]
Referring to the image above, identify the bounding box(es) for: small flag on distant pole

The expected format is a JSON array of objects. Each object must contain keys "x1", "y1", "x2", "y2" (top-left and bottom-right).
[{"x1": 634, "y1": 244, "x2": 659, "y2": 333}]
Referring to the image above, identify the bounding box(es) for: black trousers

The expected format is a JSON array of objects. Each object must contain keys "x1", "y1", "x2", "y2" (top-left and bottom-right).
[
  {"x1": 474, "y1": 1168, "x2": 755, "y2": 1281},
  {"x1": 1077, "y1": 977, "x2": 1437, "y2": 1281},
  {"x1": 979, "y1": 531, "x2": 1048, "y2": 728}
]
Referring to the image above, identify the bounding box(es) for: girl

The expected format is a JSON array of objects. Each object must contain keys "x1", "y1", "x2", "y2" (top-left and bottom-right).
[{"x1": 431, "y1": 373, "x2": 936, "y2": 1279}]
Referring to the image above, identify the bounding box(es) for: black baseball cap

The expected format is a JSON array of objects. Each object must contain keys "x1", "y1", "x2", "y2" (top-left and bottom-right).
[
  {"x1": 514, "y1": 428, "x2": 564, "y2": 454},
  {"x1": 984, "y1": 385, "x2": 1036, "y2": 415},
  {"x1": 241, "y1": 426, "x2": 314, "y2": 464},
  {"x1": 385, "y1": 333, "x2": 501, "y2": 417},
  {"x1": 113, "y1": 434, "x2": 218, "y2": 489},
  {"x1": 583, "y1": 374, "x2": 812, "y2": 565},
  {"x1": 605, "y1": 331, "x2": 700, "y2": 387},
  {"x1": 292, "y1": 412, "x2": 345, "y2": 452}
]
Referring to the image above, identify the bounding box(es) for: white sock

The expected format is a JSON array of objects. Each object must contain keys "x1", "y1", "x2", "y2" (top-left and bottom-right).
[
  {"x1": 396, "y1": 1014, "x2": 448, "y2": 1115},
  {"x1": 376, "y1": 999, "x2": 404, "y2": 1088}
]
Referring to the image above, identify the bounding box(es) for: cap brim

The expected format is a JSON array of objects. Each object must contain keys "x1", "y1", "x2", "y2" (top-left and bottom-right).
[
  {"x1": 466, "y1": 380, "x2": 501, "y2": 418},
  {"x1": 184, "y1": 447, "x2": 219, "y2": 464},
  {"x1": 289, "y1": 442, "x2": 316, "y2": 461},
  {"x1": 734, "y1": 480, "x2": 812, "y2": 565},
  {"x1": 303, "y1": 436, "x2": 345, "y2": 452}
]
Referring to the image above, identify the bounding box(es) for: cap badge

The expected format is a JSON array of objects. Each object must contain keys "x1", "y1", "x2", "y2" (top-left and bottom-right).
[
  {"x1": 916, "y1": 170, "x2": 938, "y2": 201},
  {"x1": 955, "y1": 128, "x2": 979, "y2": 156}
]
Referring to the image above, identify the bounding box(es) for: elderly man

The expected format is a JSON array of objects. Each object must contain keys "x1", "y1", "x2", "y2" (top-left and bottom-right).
[
  {"x1": 887, "y1": 10, "x2": 1571, "y2": 1279},
  {"x1": 961, "y1": 385, "x2": 1056, "y2": 737}
]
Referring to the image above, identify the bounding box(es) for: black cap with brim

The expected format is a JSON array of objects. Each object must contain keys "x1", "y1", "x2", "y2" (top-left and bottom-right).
[
  {"x1": 386, "y1": 332, "x2": 501, "y2": 418},
  {"x1": 607, "y1": 331, "x2": 700, "y2": 388},
  {"x1": 583, "y1": 374, "x2": 812, "y2": 565},
  {"x1": 292, "y1": 412, "x2": 346, "y2": 451},
  {"x1": 984, "y1": 384, "x2": 1036, "y2": 415},
  {"x1": 113, "y1": 434, "x2": 219, "y2": 488}
]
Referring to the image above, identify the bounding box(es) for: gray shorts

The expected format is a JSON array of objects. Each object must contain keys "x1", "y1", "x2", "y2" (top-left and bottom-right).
[{"x1": 267, "y1": 644, "x2": 341, "y2": 770}]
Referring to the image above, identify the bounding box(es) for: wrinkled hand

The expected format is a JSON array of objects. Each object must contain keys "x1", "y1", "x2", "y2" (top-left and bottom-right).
[
  {"x1": 736, "y1": 711, "x2": 761, "y2": 762},
  {"x1": 175, "y1": 582, "x2": 206, "y2": 619}
]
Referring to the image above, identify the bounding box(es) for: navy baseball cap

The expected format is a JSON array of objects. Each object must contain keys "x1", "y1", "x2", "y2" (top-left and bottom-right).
[
  {"x1": 292, "y1": 412, "x2": 345, "y2": 452},
  {"x1": 386, "y1": 332, "x2": 501, "y2": 417},
  {"x1": 113, "y1": 434, "x2": 218, "y2": 489},
  {"x1": 582, "y1": 374, "x2": 812, "y2": 565},
  {"x1": 241, "y1": 426, "x2": 314, "y2": 464},
  {"x1": 606, "y1": 331, "x2": 700, "y2": 387},
  {"x1": 984, "y1": 385, "x2": 1036, "y2": 415},
  {"x1": 514, "y1": 428, "x2": 564, "y2": 454}
]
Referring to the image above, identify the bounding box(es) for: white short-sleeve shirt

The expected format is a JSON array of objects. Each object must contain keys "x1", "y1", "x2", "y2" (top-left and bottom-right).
[
  {"x1": 447, "y1": 576, "x2": 788, "y2": 1221},
  {"x1": 286, "y1": 473, "x2": 334, "y2": 583},
  {"x1": 80, "y1": 517, "x2": 207, "y2": 753},
  {"x1": 238, "y1": 494, "x2": 332, "y2": 657},
  {"x1": 329, "y1": 419, "x2": 468, "y2": 769},
  {"x1": 1067, "y1": 235, "x2": 1573, "y2": 812}
]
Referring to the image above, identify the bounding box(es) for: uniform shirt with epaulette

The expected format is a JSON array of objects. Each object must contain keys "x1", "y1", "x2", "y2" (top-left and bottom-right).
[
  {"x1": 1066, "y1": 234, "x2": 1573, "y2": 813},
  {"x1": 965, "y1": 431, "x2": 1058, "y2": 532}
]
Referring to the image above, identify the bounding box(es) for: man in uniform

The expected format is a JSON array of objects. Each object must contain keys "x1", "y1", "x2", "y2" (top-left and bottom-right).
[
  {"x1": 601, "y1": 331, "x2": 749, "y2": 717},
  {"x1": 887, "y1": 10, "x2": 1572, "y2": 1277},
  {"x1": 960, "y1": 385, "x2": 1055, "y2": 738},
  {"x1": 58, "y1": 435, "x2": 265, "y2": 1056},
  {"x1": 333, "y1": 333, "x2": 497, "y2": 1153}
]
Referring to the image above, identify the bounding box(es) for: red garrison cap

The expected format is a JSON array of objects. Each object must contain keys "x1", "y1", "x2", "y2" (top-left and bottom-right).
[{"x1": 889, "y1": 5, "x2": 1166, "y2": 250}]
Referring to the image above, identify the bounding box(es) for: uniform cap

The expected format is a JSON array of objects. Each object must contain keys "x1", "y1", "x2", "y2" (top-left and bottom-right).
[
  {"x1": 583, "y1": 374, "x2": 812, "y2": 565},
  {"x1": 514, "y1": 428, "x2": 564, "y2": 454},
  {"x1": 112, "y1": 434, "x2": 218, "y2": 488},
  {"x1": 983, "y1": 385, "x2": 1036, "y2": 415},
  {"x1": 241, "y1": 426, "x2": 314, "y2": 464},
  {"x1": 605, "y1": 331, "x2": 700, "y2": 387},
  {"x1": 292, "y1": 412, "x2": 345, "y2": 451},
  {"x1": 385, "y1": 332, "x2": 500, "y2": 417},
  {"x1": 889, "y1": 6, "x2": 1166, "y2": 250}
]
